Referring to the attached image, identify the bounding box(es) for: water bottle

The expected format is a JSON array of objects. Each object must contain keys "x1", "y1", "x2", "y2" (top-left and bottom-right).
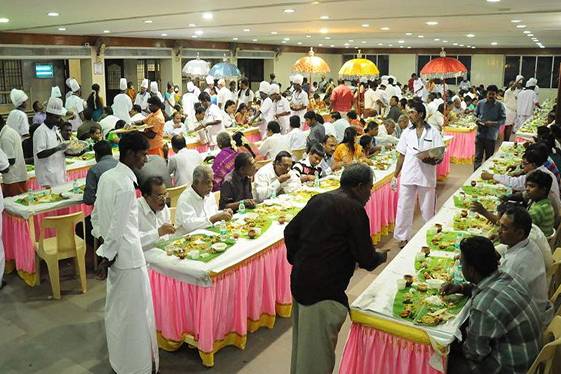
[
  {"x1": 314, "y1": 171, "x2": 320, "y2": 188},
  {"x1": 72, "y1": 179, "x2": 79, "y2": 193},
  {"x1": 238, "y1": 200, "x2": 246, "y2": 215},
  {"x1": 219, "y1": 220, "x2": 228, "y2": 238},
  {"x1": 26, "y1": 192, "x2": 34, "y2": 205}
]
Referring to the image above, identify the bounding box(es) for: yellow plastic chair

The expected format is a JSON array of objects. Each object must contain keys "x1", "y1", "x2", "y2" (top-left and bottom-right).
[
  {"x1": 544, "y1": 316, "x2": 561, "y2": 345},
  {"x1": 255, "y1": 159, "x2": 272, "y2": 170},
  {"x1": 35, "y1": 211, "x2": 87, "y2": 300},
  {"x1": 292, "y1": 148, "x2": 306, "y2": 162},
  {"x1": 214, "y1": 191, "x2": 221, "y2": 206},
  {"x1": 548, "y1": 228, "x2": 557, "y2": 251},
  {"x1": 550, "y1": 283, "x2": 561, "y2": 317},
  {"x1": 549, "y1": 248, "x2": 561, "y2": 298},
  {"x1": 167, "y1": 184, "x2": 188, "y2": 208},
  {"x1": 527, "y1": 337, "x2": 561, "y2": 374},
  {"x1": 169, "y1": 207, "x2": 176, "y2": 226}
]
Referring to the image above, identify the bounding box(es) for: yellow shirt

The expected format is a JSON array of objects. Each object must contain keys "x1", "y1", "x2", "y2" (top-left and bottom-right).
[{"x1": 333, "y1": 143, "x2": 365, "y2": 164}]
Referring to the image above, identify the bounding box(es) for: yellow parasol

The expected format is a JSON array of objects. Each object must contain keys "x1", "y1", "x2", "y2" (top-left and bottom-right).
[
  {"x1": 338, "y1": 50, "x2": 379, "y2": 80},
  {"x1": 291, "y1": 47, "x2": 331, "y2": 74}
]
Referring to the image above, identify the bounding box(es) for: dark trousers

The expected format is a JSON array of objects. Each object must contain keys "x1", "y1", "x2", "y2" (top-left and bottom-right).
[
  {"x1": 474, "y1": 137, "x2": 496, "y2": 171},
  {"x1": 76, "y1": 215, "x2": 94, "y2": 246}
]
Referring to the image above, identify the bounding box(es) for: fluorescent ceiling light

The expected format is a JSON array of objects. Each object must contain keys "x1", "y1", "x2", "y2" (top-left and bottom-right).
[
  {"x1": 195, "y1": 30, "x2": 203, "y2": 35},
  {"x1": 511, "y1": 19, "x2": 521, "y2": 23},
  {"x1": 325, "y1": 36, "x2": 331, "y2": 40},
  {"x1": 362, "y1": 24, "x2": 370, "y2": 28},
  {"x1": 252, "y1": 38, "x2": 258, "y2": 42},
  {"x1": 271, "y1": 31, "x2": 278, "y2": 34},
  {"x1": 233, "y1": 37, "x2": 238, "y2": 40},
  {"x1": 284, "y1": 37, "x2": 290, "y2": 41},
  {"x1": 144, "y1": 20, "x2": 153, "y2": 24},
  {"x1": 320, "y1": 15, "x2": 329, "y2": 20},
  {"x1": 297, "y1": 42, "x2": 302, "y2": 45},
  {"x1": 380, "y1": 27, "x2": 390, "y2": 31},
  {"x1": 306, "y1": 35, "x2": 311, "y2": 38},
  {"x1": 103, "y1": 30, "x2": 110, "y2": 33},
  {"x1": 330, "y1": 44, "x2": 335, "y2": 47},
  {"x1": 243, "y1": 28, "x2": 250, "y2": 32},
  {"x1": 161, "y1": 33, "x2": 167, "y2": 36},
  {"x1": 318, "y1": 43, "x2": 323, "y2": 46},
  {"x1": 466, "y1": 34, "x2": 475, "y2": 38},
  {"x1": 0, "y1": 17, "x2": 10, "y2": 23},
  {"x1": 491, "y1": 42, "x2": 498, "y2": 45},
  {"x1": 523, "y1": 30, "x2": 531, "y2": 34},
  {"x1": 516, "y1": 24, "x2": 526, "y2": 28},
  {"x1": 188, "y1": 23, "x2": 196, "y2": 27},
  {"x1": 58, "y1": 27, "x2": 66, "y2": 31},
  {"x1": 47, "y1": 12, "x2": 59, "y2": 17},
  {"x1": 426, "y1": 21, "x2": 438, "y2": 26},
  {"x1": 398, "y1": 40, "x2": 404, "y2": 43},
  {"x1": 202, "y1": 12, "x2": 213, "y2": 20},
  {"x1": 434, "y1": 38, "x2": 440, "y2": 41},
  {"x1": 417, "y1": 35, "x2": 424, "y2": 38},
  {"x1": 319, "y1": 28, "x2": 328, "y2": 33},
  {"x1": 405, "y1": 32, "x2": 412, "y2": 36},
  {"x1": 284, "y1": 9, "x2": 295, "y2": 13}
]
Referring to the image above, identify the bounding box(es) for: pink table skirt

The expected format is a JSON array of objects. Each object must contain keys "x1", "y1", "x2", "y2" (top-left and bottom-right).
[
  {"x1": 339, "y1": 323, "x2": 445, "y2": 374},
  {"x1": 443, "y1": 130, "x2": 476, "y2": 165},
  {"x1": 437, "y1": 148, "x2": 451, "y2": 181},
  {"x1": 244, "y1": 131, "x2": 261, "y2": 143},
  {"x1": 149, "y1": 240, "x2": 292, "y2": 367},
  {"x1": 27, "y1": 167, "x2": 90, "y2": 191},
  {"x1": 3, "y1": 203, "x2": 93, "y2": 286},
  {"x1": 186, "y1": 142, "x2": 210, "y2": 153},
  {"x1": 365, "y1": 178, "x2": 399, "y2": 243}
]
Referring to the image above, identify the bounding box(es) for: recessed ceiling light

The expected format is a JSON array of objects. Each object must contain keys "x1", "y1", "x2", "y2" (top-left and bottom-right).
[
  {"x1": 312, "y1": 1, "x2": 320, "y2": 4},
  {"x1": 330, "y1": 44, "x2": 335, "y2": 47},
  {"x1": 523, "y1": 30, "x2": 531, "y2": 34},
  {"x1": 516, "y1": 24, "x2": 526, "y2": 28},
  {"x1": 527, "y1": 34, "x2": 534, "y2": 37},
  {"x1": 252, "y1": 38, "x2": 258, "y2": 42},
  {"x1": 103, "y1": 30, "x2": 110, "y2": 33},
  {"x1": 405, "y1": 32, "x2": 413, "y2": 36},
  {"x1": 471, "y1": 46, "x2": 476, "y2": 49},
  {"x1": 282, "y1": 41, "x2": 287, "y2": 44},
  {"x1": 491, "y1": 42, "x2": 498, "y2": 45},
  {"x1": 459, "y1": 44, "x2": 465, "y2": 47},
  {"x1": 47, "y1": 12, "x2": 59, "y2": 17},
  {"x1": 243, "y1": 28, "x2": 250, "y2": 32},
  {"x1": 284, "y1": 8, "x2": 295, "y2": 13},
  {"x1": 284, "y1": 37, "x2": 290, "y2": 41},
  {"x1": 188, "y1": 23, "x2": 196, "y2": 27},
  {"x1": 320, "y1": 15, "x2": 329, "y2": 20},
  {"x1": 361, "y1": 41, "x2": 366, "y2": 44},
  {"x1": 377, "y1": 43, "x2": 384, "y2": 46},
  {"x1": 467, "y1": 45, "x2": 471, "y2": 48},
  {"x1": 452, "y1": 42, "x2": 458, "y2": 45},
  {"x1": 344, "y1": 42, "x2": 350, "y2": 46},
  {"x1": 380, "y1": 27, "x2": 390, "y2": 31},
  {"x1": 271, "y1": 31, "x2": 278, "y2": 35},
  {"x1": 418, "y1": 35, "x2": 424, "y2": 38},
  {"x1": 0, "y1": 17, "x2": 10, "y2": 23},
  {"x1": 144, "y1": 20, "x2": 153, "y2": 24},
  {"x1": 233, "y1": 37, "x2": 238, "y2": 40},
  {"x1": 540, "y1": 46, "x2": 545, "y2": 49},
  {"x1": 161, "y1": 33, "x2": 168, "y2": 36},
  {"x1": 362, "y1": 24, "x2": 370, "y2": 28},
  {"x1": 195, "y1": 30, "x2": 203, "y2": 35},
  {"x1": 466, "y1": 34, "x2": 475, "y2": 38},
  {"x1": 443, "y1": 40, "x2": 448, "y2": 43},
  {"x1": 398, "y1": 40, "x2": 404, "y2": 43},
  {"x1": 388, "y1": 44, "x2": 393, "y2": 47},
  {"x1": 306, "y1": 35, "x2": 311, "y2": 38},
  {"x1": 192, "y1": 35, "x2": 198, "y2": 38},
  {"x1": 434, "y1": 38, "x2": 440, "y2": 41},
  {"x1": 532, "y1": 38, "x2": 538, "y2": 41},
  {"x1": 297, "y1": 42, "x2": 302, "y2": 45},
  {"x1": 486, "y1": 0, "x2": 501, "y2": 2},
  {"x1": 58, "y1": 27, "x2": 66, "y2": 31},
  {"x1": 348, "y1": 39, "x2": 354, "y2": 42},
  {"x1": 400, "y1": 46, "x2": 404, "y2": 48},
  {"x1": 426, "y1": 21, "x2": 438, "y2": 26},
  {"x1": 511, "y1": 19, "x2": 521, "y2": 23},
  {"x1": 318, "y1": 43, "x2": 323, "y2": 46},
  {"x1": 325, "y1": 36, "x2": 331, "y2": 40},
  {"x1": 319, "y1": 28, "x2": 328, "y2": 33},
  {"x1": 202, "y1": 12, "x2": 213, "y2": 20}
]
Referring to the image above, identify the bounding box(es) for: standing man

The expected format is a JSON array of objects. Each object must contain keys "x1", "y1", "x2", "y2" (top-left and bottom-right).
[
  {"x1": 33, "y1": 98, "x2": 68, "y2": 188},
  {"x1": 134, "y1": 79, "x2": 150, "y2": 114},
  {"x1": 290, "y1": 75, "x2": 309, "y2": 123},
  {"x1": 94, "y1": 132, "x2": 159, "y2": 374},
  {"x1": 503, "y1": 75, "x2": 523, "y2": 141},
  {"x1": 182, "y1": 82, "x2": 199, "y2": 121},
  {"x1": 0, "y1": 149, "x2": 10, "y2": 289},
  {"x1": 392, "y1": 101, "x2": 443, "y2": 248},
  {"x1": 474, "y1": 85, "x2": 506, "y2": 170},
  {"x1": 216, "y1": 79, "x2": 233, "y2": 110},
  {"x1": 407, "y1": 73, "x2": 417, "y2": 93},
  {"x1": 0, "y1": 114, "x2": 27, "y2": 196},
  {"x1": 194, "y1": 92, "x2": 223, "y2": 147},
  {"x1": 112, "y1": 78, "x2": 133, "y2": 124},
  {"x1": 6, "y1": 88, "x2": 29, "y2": 137},
  {"x1": 251, "y1": 81, "x2": 274, "y2": 138},
  {"x1": 65, "y1": 78, "x2": 85, "y2": 131},
  {"x1": 330, "y1": 80, "x2": 353, "y2": 117},
  {"x1": 270, "y1": 84, "x2": 291, "y2": 134},
  {"x1": 285, "y1": 163, "x2": 387, "y2": 374},
  {"x1": 515, "y1": 78, "x2": 540, "y2": 133}
]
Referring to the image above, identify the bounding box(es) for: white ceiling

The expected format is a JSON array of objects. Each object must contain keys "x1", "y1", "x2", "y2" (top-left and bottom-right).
[{"x1": 1, "y1": 0, "x2": 561, "y2": 49}]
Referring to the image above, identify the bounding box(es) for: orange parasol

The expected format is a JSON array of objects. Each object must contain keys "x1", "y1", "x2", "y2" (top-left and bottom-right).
[
  {"x1": 291, "y1": 47, "x2": 331, "y2": 74},
  {"x1": 420, "y1": 49, "x2": 468, "y2": 80}
]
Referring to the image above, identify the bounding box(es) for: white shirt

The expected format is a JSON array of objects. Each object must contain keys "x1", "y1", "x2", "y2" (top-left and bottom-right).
[
  {"x1": 333, "y1": 118, "x2": 350, "y2": 143},
  {"x1": 287, "y1": 128, "x2": 307, "y2": 151},
  {"x1": 181, "y1": 92, "x2": 199, "y2": 120},
  {"x1": 130, "y1": 113, "x2": 146, "y2": 123},
  {"x1": 5, "y1": 109, "x2": 29, "y2": 136},
  {"x1": 237, "y1": 88, "x2": 254, "y2": 108},
  {"x1": 93, "y1": 162, "x2": 145, "y2": 269},
  {"x1": 516, "y1": 89, "x2": 539, "y2": 117},
  {"x1": 364, "y1": 88, "x2": 376, "y2": 110},
  {"x1": 32, "y1": 123, "x2": 66, "y2": 187},
  {"x1": 373, "y1": 88, "x2": 389, "y2": 115},
  {"x1": 99, "y1": 115, "x2": 121, "y2": 137},
  {"x1": 0, "y1": 150, "x2": 9, "y2": 242},
  {"x1": 203, "y1": 104, "x2": 225, "y2": 145},
  {"x1": 396, "y1": 123, "x2": 443, "y2": 188},
  {"x1": 459, "y1": 80, "x2": 471, "y2": 91},
  {"x1": 276, "y1": 97, "x2": 291, "y2": 133},
  {"x1": 137, "y1": 197, "x2": 171, "y2": 249},
  {"x1": 503, "y1": 87, "x2": 520, "y2": 112},
  {"x1": 254, "y1": 162, "x2": 301, "y2": 202},
  {"x1": 500, "y1": 238, "x2": 552, "y2": 324},
  {"x1": 260, "y1": 97, "x2": 275, "y2": 124},
  {"x1": 259, "y1": 133, "x2": 290, "y2": 160},
  {"x1": 164, "y1": 120, "x2": 186, "y2": 137},
  {"x1": 168, "y1": 148, "x2": 204, "y2": 186},
  {"x1": 112, "y1": 93, "x2": 133, "y2": 123},
  {"x1": 385, "y1": 85, "x2": 401, "y2": 100},
  {"x1": 164, "y1": 92, "x2": 176, "y2": 117},
  {"x1": 0, "y1": 125, "x2": 27, "y2": 184},
  {"x1": 323, "y1": 121, "x2": 336, "y2": 137},
  {"x1": 65, "y1": 94, "x2": 85, "y2": 130},
  {"x1": 290, "y1": 90, "x2": 309, "y2": 119},
  {"x1": 427, "y1": 111, "x2": 444, "y2": 131},
  {"x1": 413, "y1": 78, "x2": 425, "y2": 98},
  {"x1": 134, "y1": 91, "x2": 150, "y2": 113},
  {"x1": 222, "y1": 111, "x2": 235, "y2": 128},
  {"x1": 217, "y1": 86, "x2": 234, "y2": 108},
  {"x1": 427, "y1": 100, "x2": 440, "y2": 117},
  {"x1": 176, "y1": 186, "x2": 219, "y2": 233}
]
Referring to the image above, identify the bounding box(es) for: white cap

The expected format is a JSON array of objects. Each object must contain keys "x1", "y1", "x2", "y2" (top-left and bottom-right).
[
  {"x1": 150, "y1": 81, "x2": 159, "y2": 93},
  {"x1": 292, "y1": 74, "x2": 303, "y2": 85},
  {"x1": 68, "y1": 78, "x2": 80, "y2": 93},
  {"x1": 187, "y1": 81, "x2": 195, "y2": 92},
  {"x1": 218, "y1": 78, "x2": 225, "y2": 86},
  {"x1": 526, "y1": 78, "x2": 537, "y2": 87},
  {"x1": 51, "y1": 86, "x2": 62, "y2": 98},
  {"x1": 10, "y1": 88, "x2": 28, "y2": 107},
  {"x1": 65, "y1": 78, "x2": 73, "y2": 89},
  {"x1": 141, "y1": 79, "x2": 149, "y2": 89},
  {"x1": 46, "y1": 97, "x2": 65, "y2": 116},
  {"x1": 259, "y1": 81, "x2": 270, "y2": 94},
  {"x1": 515, "y1": 74, "x2": 524, "y2": 83},
  {"x1": 269, "y1": 83, "x2": 280, "y2": 95},
  {"x1": 206, "y1": 75, "x2": 215, "y2": 85},
  {"x1": 119, "y1": 78, "x2": 127, "y2": 91}
]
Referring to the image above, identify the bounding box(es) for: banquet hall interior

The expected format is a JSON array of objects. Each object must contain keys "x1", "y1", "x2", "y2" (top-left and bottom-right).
[{"x1": 1, "y1": 0, "x2": 561, "y2": 373}]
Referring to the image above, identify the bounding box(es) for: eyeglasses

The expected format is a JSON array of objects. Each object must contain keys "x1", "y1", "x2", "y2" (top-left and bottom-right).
[{"x1": 152, "y1": 192, "x2": 169, "y2": 201}]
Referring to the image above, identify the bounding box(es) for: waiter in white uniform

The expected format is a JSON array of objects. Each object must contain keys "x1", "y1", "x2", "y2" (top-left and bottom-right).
[
  {"x1": 0, "y1": 149, "x2": 10, "y2": 289},
  {"x1": 182, "y1": 81, "x2": 199, "y2": 121},
  {"x1": 6, "y1": 88, "x2": 29, "y2": 137},
  {"x1": 515, "y1": 78, "x2": 540, "y2": 133},
  {"x1": 134, "y1": 79, "x2": 150, "y2": 114},
  {"x1": 149, "y1": 81, "x2": 164, "y2": 103},
  {"x1": 250, "y1": 81, "x2": 273, "y2": 137},
  {"x1": 392, "y1": 101, "x2": 443, "y2": 248},
  {"x1": 111, "y1": 78, "x2": 133, "y2": 123},
  {"x1": 503, "y1": 75, "x2": 523, "y2": 141},
  {"x1": 94, "y1": 132, "x2": 158, "y2": 374},
  {"x1": 290, "y1": 74, "x2": 309, "y2": 122},
  {"x1": 64, "y1": 78, "x2": 85, "y2": 131},
  {"x1": 271, "y1": 84, "x2": 291, "y2": 134}
]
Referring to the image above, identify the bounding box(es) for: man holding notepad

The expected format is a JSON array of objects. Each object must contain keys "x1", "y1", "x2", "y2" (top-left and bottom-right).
[{"x1": 474, "y1": 85, "x2": 506, "y2": 170}]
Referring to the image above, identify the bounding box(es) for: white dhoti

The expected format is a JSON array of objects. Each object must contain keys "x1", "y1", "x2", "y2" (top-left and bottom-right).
[
  {"x1": 505, "y1": 107, "x2": 516, "y2": 126},
  {"x1": 394, "y1": 184, "x2": 436, "y2": 241},
  {"x1": 514, "y1": 114, "x2": 532, "y2": 133},
  {"x1": 105, "y1": 265, "x2": 158, "y2": 374}
]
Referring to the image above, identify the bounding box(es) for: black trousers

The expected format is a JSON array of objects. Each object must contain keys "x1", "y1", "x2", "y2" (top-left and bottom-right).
[
  {"x1": 75, "y1": 215, "x2": 94, "y2": 246},
  {"x1": 474, "y1": 137, "x2": 496, "y2": 171}
]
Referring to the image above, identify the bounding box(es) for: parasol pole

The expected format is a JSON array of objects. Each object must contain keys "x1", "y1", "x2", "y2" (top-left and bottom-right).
[{"x1": 556, "y1": 64, "x2": 561, "y2": 125}]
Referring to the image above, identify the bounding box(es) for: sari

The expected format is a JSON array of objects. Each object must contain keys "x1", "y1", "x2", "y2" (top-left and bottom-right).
[
  {"x1": 144, "y1": 109, "x2": 165, "y2": 156},
  {"x1": 212, "y1": 147, "x2": 237, "y2": 191}
]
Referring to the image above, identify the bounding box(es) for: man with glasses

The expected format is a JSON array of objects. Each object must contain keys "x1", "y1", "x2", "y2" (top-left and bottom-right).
[
  {"x1": 474, "y1": 85, "x2": 506, "y2": 170},
  {"x1": 137, "y1": 176, "x2": 175, "y2": 249},
  {"x1": 254, "y1": 150, "x2": 301, "y2": 202}
]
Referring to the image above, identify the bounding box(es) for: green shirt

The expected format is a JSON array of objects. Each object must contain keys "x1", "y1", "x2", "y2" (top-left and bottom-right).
[{"x1": 528, "y1": 198, "x2": 555, "y2": 237}]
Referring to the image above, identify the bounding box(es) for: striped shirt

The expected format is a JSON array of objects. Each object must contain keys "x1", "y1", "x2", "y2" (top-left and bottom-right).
[
  {"x1": 528, "y1": 198, "x2": 555, "y2": 237},
  {"x1": 462, "y1": 271, "x2": 542, "y2": 373}
]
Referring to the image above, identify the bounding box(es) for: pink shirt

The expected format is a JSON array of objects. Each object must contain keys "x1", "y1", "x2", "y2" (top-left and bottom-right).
[{"x1": 330, "y1": 84, "x2": 354, "y2": 113}]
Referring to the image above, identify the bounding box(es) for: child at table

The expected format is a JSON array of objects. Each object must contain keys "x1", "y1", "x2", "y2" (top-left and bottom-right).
[
  {"x1": 85, "y1": 124, "x2": 103, "y2": 150},
  {"x1": 105, "y1": 120, "x2": 125, "y2": 146}
]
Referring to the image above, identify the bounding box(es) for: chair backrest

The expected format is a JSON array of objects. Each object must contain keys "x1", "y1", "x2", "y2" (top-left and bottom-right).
[
  {"x1": 549, "y1": 248, "x2": 561, "y2": 298},
  {"x1": 292, "y1": 148, "x2": 306, "y2": 162},
  {"x1": 548, "y1": 228, "x2": 557, "y2": 250},
  {"x1": 214, "y1": 191, "x2": 220, "y2": 206},
  {"x1": 527, "y1": 337, "x2": 561, "y2": 374},
  {"x1": 40, "y1": 211, "x2": 85, "y2": 256},
  {"x1": 255, "y1": 159, "x2": 272, "y2": 170},
  {"x1": 544, "y1": 316, "x2": 561, "y2": 345},
  {"x1": 169, "y1": 207, "x2": 176, "y2": 226},
  {"x1": 167, "y1": 183, "x2": 188, "y2": 208}
]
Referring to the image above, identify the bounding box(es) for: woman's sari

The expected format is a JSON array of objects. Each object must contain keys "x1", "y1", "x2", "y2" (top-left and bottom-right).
[{"x1": 212, "y1": 147, "x2": 237, "y2": 191}]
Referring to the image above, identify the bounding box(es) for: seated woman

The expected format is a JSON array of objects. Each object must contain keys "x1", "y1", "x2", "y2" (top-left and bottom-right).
[
  {"x1": 332, "y1": 127, "x2": 371, "y2": 170},
  {"x1": 85, "y1": 123, "x2": 104, "y2": 150},
  {"x1": 235, "y1": 103, "x2": 250, "y2": 126},
  {"x1": 105, "y1": 120, "x2": 126, "y2": 145},
  {"x1": 212, "y1": 132, "x2": 238, "y2": 191},
  {"x1": 232, "y1": 131, "x2": 259, "y2": 159},
  {"x1": 222, "y1": 100, "x2": 236, "y2": 128}
]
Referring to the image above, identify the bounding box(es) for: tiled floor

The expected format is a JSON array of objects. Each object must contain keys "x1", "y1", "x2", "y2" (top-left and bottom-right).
[{"x1": 0, "y1": 164, "x2": 473, "y2": 374}]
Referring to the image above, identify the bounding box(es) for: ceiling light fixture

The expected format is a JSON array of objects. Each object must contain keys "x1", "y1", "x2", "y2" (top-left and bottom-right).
[
  {"x1": 523, "y1": 30, "x2": 531, "y2": 34},
  {"x1": 320, "y1": 15, "x2": 329, "y2": 20},
  {"x1": 47, "y1": 12, "x2": 59, "y2": 17},
  {"x1": 398, "y1": 40, "x2": 404, "y2": 43},
  {"x1": 491, "y1": 42, "x2": 498, "y2": 45},
  {"x1": 243, "y1": 28, "x2": 250, "y2": 32},
  {"x1": 348, "y1": 39, "x2": 354, "y2": 42},
  {"x1": 284, "y1": 37, "x2": 290, "y2": 41},
  {"x1": 418, "y1": 35, "x2": 424, "y2": 38},
  {"x1": 405, "y1": 32, "x2": 413, "y2": 36},
  {"x1": 282, "y1": 41, "x2": 287, "y2": 44},
  {"x1": 434, "y1": 38, "x2": 440, "y2": 41},
  {"x1": 452, "y1": 42, "x2": 458, "y2": 45},
  {"x1": 0, "y1": 17, "x2": 10, "y2": 23},
  {"x1": 312, "y1": 1, "x2": 320, "y2": 4},
  {"x1": 318, "y1": 43, "x2": 323, "y2": 46},
  {"x1": 233, "y1": 37, "x2": 238, "y2": 40},
  {"x1": 192, "y1": 35, "x2": 198, "y2": 38},
  {"x1": 426, "y1": 21, "x2": 438, "y2": 26},
  {"x1": 486, "y1": 0, "x2": 501, "y2": 2},
  {"x1": 459, "y1": 44, "x2": 464, "y2": 47},
  {"x1": 103, "y1": 30, "x2": 110, "y2": 33},
  {"x1": 443, "y1": 40, "x2": 448, "y2": 43},
  {"x1": 306, "y1": 35, "x2": 311, "y2": 38},
  {"x1": 188, "y1": 23, "x2": 196, "y2": 27},
  {"x1": 319, "y1": 28, "x2": 328, "y2": 33},
  {"x1": 271, "y1": 31, "x2": 278, "y2": 35},
  {"x1": 511, "y1": 19, "x2": 521, "y2": 23},
  {"x1": 388, "y1": 44, "x2": 393, "y2": 47},
  {"x1": 330, "y1": 44, "x2": 335, "y2": 47},
  {"x1": 297, "y1": 42, "x2": 302, "y2": 45},
  {"x1": 161, "y1": 33, "x2": 167, "y2": 36},
  {"x1": 252, "y1": 38, "x2": 258, "y2": 42},
  {"x1": 516, "y1": 24, "x2": 526, "y2": 28},
  {"x1": 407, "y1": 46, "x2": 412, "y2": 49},
  {"x1": 325, "y1": 36, "x2": 331, "y2": 40},
  {"x1": 361, "y1": 41, "x2": 366, "y2": 44},
  {"x1": 377, "y1": 43, "x2": 384, "y2": 46},
  {"x1": 144, "y1": 20, "x2": 153, "y2": 23},
  {"x1": 381, "y1": 26, "x2": 390, "y2": 31},
  {"x1": 58, "y1": 27, "x2": 66, "y2": 31},
  {"x1": 362, "y1": 24, "x2": 370, "y2": 28},
  {"x1": 466, "y1": 33, "x2": 475, "y2": 38},
  {"x1": 195, "y1": 30, "x2": 203, "y2": 35},
  {"x1": 400, "y1": 46, "x2": 404, "y2": 48},
  {"x1": 471, "y1": 46, "x2": 476, "y2": 49},
  {"x1": 344, "y1": 42, "x2": 350, "y2": 46},
  {"x1": 202, "y1": 12, "x2": 213, "y2": 20},
  {"x1": 284, "y1": 9, "x2": 295, "y2": 13}
]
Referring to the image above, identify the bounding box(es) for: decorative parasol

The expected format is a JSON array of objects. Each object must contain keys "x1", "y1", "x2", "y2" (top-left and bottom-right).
[
  {"x1": 338, "y1": 50, "x2": 379, "y2": 80},
  {"x1": 292, "y1": 47, "x2": 331, "y2": 75},
  {"x1": 182, "y1": 53, "x2": 210, "y2": 77},
  {"x1": 209, "y1": 54, "x2": 241, "y2": 79},
  {"x1": 420, "y1": 48, "x2": 468, "y2": 80}
]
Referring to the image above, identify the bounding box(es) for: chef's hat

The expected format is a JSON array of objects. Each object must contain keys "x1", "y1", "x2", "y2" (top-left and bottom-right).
[
  {"x1": 515, "y1": 74, "x2": 524, "y2": 83},
  {"x1": 68, "y1": 78, "x2": 80, "y2": 93},
  {"x1": 206, "y1": 75, "x2": 215, "y2": 85},
  {"x1": 119, "y1": 78, "x2": 127, "y2": 91},
  {"x1": 187, "y1": 81, "x2": 195, "y2": 92},
  {"x1": 141, "y1": 79, "x2": 149, "y2": 89},
  {"x1": 46, "y1": 97, "x2": 65, "y2": 116},
  {"x1": 526, "y1": 78, "x2": 537, "y2": 87},
  {"x1": 150, "y1": 81, "x2": 159, "y2": 93},
  {"x1": 259, "y1": 81, "x2": 270, "y2": 94},
  {"x1": 51, "y1": 86, "x2": 62, "y2": 98},
  {"x1": 10, "y1": 88, "x2": 28, "y2": 107},
  {"x1": 269, "y1": 83, "x2": 280, "y2": 95},
  {"x1": 65, "y1": 78, "x2": 73, "y2": 89},
  {"x1": 292, "y1": 74, "x2": 303, "y2": 85}
]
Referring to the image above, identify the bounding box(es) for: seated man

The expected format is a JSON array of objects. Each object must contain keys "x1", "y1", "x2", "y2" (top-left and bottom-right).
[
  {"x1": 168, "y1": 134, "x2": 203, "y2": 186},
  {"x1": 76, "y1": 109, "x2": 99, "y2": 140},
  {"x1": 359, "y1": 135, "x2": 374, "y2": 157},
  {"x1": 292, "y1": 143, "x2": 325, "y2": 183},
  {"x1": 85, "y1": 124, "x2": 103, "y2": 150},
  {"x1": 319, "y1": 135, "x2": 339, "y2": 176},
  {"x1": 176, "y1": 165, "x2": 233, "y2": 233},
  {"x1": 138, "y1": 176, "x2": 175, "y2": 249},
  {"x1": 444, "y1": 236, "x2": 542, "y2": 374},
  {"x1": 219, "y1": 153, "x2": 257, "y2": 211},
  {"x1": 287, "y1": 115, "x2": 306, "y2": 152},
  {"x1": 525, "y1": 170, "x2": 555, "y2": 237},
  {"x1": 259, "y1": 121, "x2": 290, "y2": 160},
  {"x1": 254, "y1": 150, "x2": 300, "y2": 202}
]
